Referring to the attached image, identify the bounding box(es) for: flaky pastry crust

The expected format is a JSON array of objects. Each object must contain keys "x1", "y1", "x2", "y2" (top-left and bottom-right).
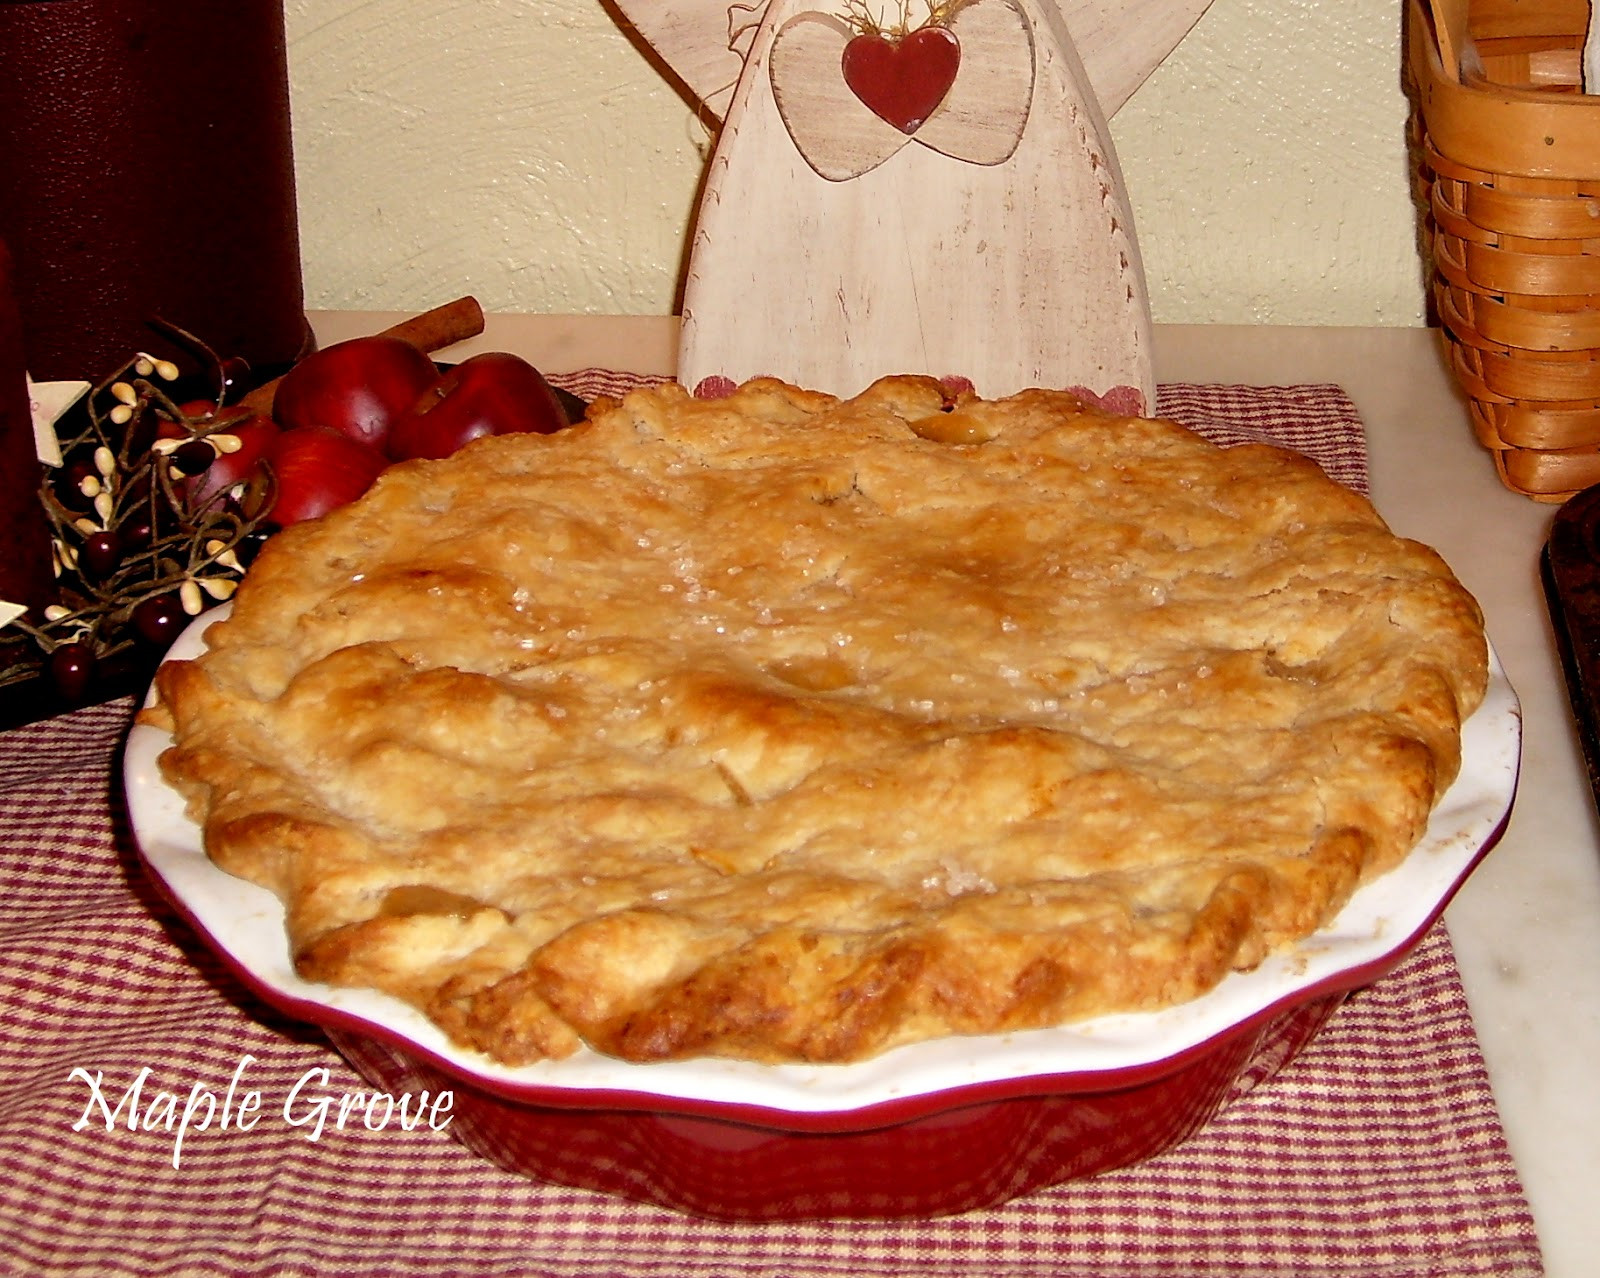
[{"x1": 142, "y1": 376, "x2": 1488, "y2": 1065}]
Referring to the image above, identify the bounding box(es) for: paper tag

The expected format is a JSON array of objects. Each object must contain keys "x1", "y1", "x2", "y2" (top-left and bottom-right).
[{"x1": 27, "y1": 375, "x2": 89, "y2": 467}]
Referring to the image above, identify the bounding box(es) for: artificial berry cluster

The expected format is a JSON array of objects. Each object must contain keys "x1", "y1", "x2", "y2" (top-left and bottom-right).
[
  {"x1": 2, "y1": 316, "x2": 571, "y2": 703},
  {"x1": 2, "y1": 346, "x2": 274, "y2": 700}
]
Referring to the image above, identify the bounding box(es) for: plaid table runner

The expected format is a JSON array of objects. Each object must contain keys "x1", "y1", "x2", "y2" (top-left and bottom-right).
[{"x1": 0, "y1": 380, "x2": 1543, "y2": 1277}]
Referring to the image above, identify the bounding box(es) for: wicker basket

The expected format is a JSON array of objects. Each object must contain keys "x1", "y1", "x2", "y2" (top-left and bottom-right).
[{"x1": 1409, "y1": 0, "x2": 1600, "y2": 501}]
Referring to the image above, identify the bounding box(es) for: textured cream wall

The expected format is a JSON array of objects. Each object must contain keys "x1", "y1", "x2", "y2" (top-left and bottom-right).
[{"x1": 283, "y1": 0, "x2": 1427, "y2": 326}]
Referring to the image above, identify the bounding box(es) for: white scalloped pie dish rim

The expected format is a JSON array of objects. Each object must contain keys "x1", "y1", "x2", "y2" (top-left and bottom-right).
[{"x1": 123, "y1": 605, "x2": 1521, "y2": 1125}]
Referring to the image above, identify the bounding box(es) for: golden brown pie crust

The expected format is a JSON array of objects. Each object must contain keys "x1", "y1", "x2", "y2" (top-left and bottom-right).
[{"x1": 141, "y1": 376, "x2": 1488, "y2": 1065}]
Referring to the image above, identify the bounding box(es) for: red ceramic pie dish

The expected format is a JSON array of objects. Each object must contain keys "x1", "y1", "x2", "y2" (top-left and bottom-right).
[
  {"x1": 124, "y1": 612, "x2": 1520, "y2": 1221},
  {"x1": 321, "y1": 984, "x2": 1342, "y2": 1220}
]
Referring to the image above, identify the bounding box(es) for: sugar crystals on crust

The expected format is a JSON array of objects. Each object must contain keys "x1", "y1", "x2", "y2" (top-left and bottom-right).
[{"x1": 142, "y1": 375, "x2": 1488, "y2": 1065}]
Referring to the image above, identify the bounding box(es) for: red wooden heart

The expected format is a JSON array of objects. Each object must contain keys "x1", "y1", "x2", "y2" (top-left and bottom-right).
[{"x1": 840, "y1": 26, "x2": 961, "y2": 135}]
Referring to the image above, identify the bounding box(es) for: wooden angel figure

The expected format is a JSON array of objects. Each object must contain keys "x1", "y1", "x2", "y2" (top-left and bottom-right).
[{"x1": 612, "y1": 0, "x2": 1212, "y2": 409}]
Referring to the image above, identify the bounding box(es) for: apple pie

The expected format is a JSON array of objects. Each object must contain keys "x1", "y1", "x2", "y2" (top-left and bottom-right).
[{"x1": 141, "y1": 375, "x2": 1488, "y2": 1065}]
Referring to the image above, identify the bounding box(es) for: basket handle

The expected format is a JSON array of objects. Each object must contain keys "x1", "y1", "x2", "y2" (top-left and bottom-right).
[{"x1": 1427, "y1": 0, "x2": 1469, "y2": 84}]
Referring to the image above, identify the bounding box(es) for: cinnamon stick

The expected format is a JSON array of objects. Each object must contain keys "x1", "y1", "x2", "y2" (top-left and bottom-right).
[
  {"x1": 237, "y1": 295, "x2": 486, "y2": 417},
  {"x1": 378, "y1": 295, "x2": 485, "y2": 354}
]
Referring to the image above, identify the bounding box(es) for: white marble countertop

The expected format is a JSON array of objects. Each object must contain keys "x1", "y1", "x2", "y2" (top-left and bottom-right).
[{"x1": 314, "y1": 313, "x2": 1600, "y2": 1275}]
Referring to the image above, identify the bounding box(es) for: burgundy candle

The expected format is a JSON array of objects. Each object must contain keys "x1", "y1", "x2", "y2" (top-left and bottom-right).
[
  {"x1": 0, "y1": 240, "x2": 54, "y2": 625},
  {"x1": 0, "y1": 0, "x2": 311, "y2": 383}
]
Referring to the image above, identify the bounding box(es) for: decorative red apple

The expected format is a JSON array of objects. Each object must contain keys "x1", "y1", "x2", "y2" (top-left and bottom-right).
[
  {"x1": 183, "y1": 416, "x2": 281, "y2": 511},
  {"x1": 159, "y1": 398, "x2": 225, "y2": 439},
  {"x1": 157, "y1": 401, "x2": 281, "y2": 513},
  {"x1": 272, "y1": 335, "x2": 439, "y2": 451},
  {"x1": 263, "y1": 425, "x2": 387, "y2": 526},
  {"x1": 167, "y1": 340, "x2": 573, "y2": 533},
  {"x1": 387, "y1": 351, "x2": 570, "y2": 461}
]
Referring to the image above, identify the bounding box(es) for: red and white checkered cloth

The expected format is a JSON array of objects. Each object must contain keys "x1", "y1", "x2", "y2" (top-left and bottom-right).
[
  {"x1": 558, "y1": 373, "x2": 1375, "y2": 494},
  {"x1": 0, "y1": 381, "x2": 1543, "y2": 1276}
]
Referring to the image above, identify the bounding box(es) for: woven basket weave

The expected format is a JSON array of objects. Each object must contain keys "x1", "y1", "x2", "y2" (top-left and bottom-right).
[{"x1": 1409, "y1": 0, "x2": 1600, "y2": 501}]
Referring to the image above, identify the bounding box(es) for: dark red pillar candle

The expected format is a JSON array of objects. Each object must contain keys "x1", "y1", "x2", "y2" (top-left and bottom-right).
[
  {"x1": 0, "y1": 240, "x2": 54, "y2": 623},
  {"x1": 0, "y1": 0, "x2": 311, "y2": 383}
]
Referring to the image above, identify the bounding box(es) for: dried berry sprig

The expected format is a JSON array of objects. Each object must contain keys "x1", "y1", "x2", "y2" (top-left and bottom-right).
[
  {"x1": 839, "y1": 0, "x2": 969, "y2": 38},
  {"x1": 0, "y1": 332, "x2": 275, "y2": 697}
]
